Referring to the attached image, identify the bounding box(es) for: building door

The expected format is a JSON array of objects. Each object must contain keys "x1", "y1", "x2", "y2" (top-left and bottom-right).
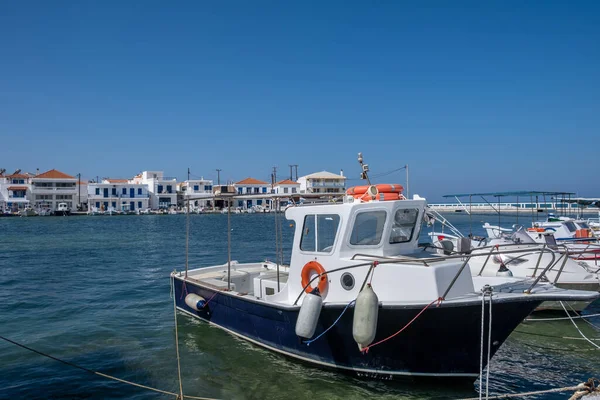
[
  {"x1": 103, "y1": 188, "x2": 109, "y2": 198},
  {"x1": 130, "y1": 201, "x2": 135, "y2": 211},
  {"x1": 246, "y1": 200, "x2": 252, "y2": 209},
  {"x1": 130, "y1": 188, "x2": 135, "y2": 198}
]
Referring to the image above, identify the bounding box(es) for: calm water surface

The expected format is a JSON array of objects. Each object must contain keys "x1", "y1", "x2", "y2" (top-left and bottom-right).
[{"x1": 0, "y1": 213, "x2": 598, "y2": 399}]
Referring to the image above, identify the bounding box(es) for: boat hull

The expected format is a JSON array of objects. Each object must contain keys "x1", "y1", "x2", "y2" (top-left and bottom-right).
[{"x1": 172, "y1": 276, "x2": 541, "y2": 379}]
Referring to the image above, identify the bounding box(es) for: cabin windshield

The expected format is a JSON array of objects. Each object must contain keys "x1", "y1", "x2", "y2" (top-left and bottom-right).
[
  {"x1": 300, "y1": 214, "x2": 340, "y2": 252},
  {"x1": 350, "y1": 211, "x2": 387, "y2": 246},
  {"x1": 510, "y1": 226, "x2": 536, "y2": 244},
  {"x1": 577, "y1": 222, "x2": 590, "y2": 229},
  {"x1": 389, "y1": 208, "x2": 420, "y2": 243},
  {"x1": 564, "y1": 221, "x2": 577, "y2": 232}
]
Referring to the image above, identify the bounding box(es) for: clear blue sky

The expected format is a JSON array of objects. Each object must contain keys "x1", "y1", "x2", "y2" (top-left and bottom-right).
[{"x1": 1, "y1": 1, "x2": 598, "y2": 201}]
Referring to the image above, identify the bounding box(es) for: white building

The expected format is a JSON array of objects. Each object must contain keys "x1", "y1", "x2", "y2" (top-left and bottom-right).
[
  {"x1": 273, "y1": 179, "x2": 300, "y2": 195},
  {"x1": 234, "y1": 177, "x2": 270, "y2": 210},
  {"x1": 179, "y1": 178, "x2": 213, "y2": 210},
  {"x1": 133, "y1": 171, "x2": 178, "y2": 210},
  {"x1": 88, "y1": 179, "x2": 149, "y2": 213},
  {"x1": 297, "y1": 171, "x2": 346, "y2": 194},
  {"x1": 0, "y1": 171, "x2": 32, "y2": 212},
  {"x1": 31, "y1": 169, "x2": 78, "y2": 212}
]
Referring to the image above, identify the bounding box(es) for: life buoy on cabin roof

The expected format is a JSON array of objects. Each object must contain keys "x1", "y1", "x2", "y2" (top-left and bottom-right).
[
  {"x1": 346, "y1": 184, "x2": 403, "y2": 196},
  {"x1": 301, "y1": 261, "x2": 328, "y2": 294}
]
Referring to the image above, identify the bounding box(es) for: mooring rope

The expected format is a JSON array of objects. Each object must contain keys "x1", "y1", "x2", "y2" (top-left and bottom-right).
[
  {"x1": 565, "y1": 302, "x2": 600, "y2": 331},
  {"x1": 173, "y1": 284, "x2": 185, "y2": 399},
  {"x1": 485, "y1": 290, "x2": 493, "y2": 400},
  {"x1": 525, "y1": 312, "x2": 600, "y2": 322},
  {"x1": 458, "y1": 379, "x2": 598, "y2": 400},
  {"x1": 360, "y1": 298, "x2": 441, "y2": 354},
  {"x1": 560, "y1": 301, "x2": 600, "y2": 350},
  {"x1": 303, "y1": 300, "x2": 356, "y2": 346},
  {"x1": 0, "y1": 335, "x2": 220, "y2": 400}
]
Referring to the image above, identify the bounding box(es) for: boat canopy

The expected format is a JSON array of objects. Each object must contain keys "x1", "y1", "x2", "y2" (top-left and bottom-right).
[
  {"x1": 560, "y1": 198, "x2": 600, "y2": 207},
  {"x1": 442, "y1": 191, "x2": 576, "y2": 199}
]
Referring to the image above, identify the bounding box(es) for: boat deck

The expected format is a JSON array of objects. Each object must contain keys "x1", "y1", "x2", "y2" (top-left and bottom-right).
[{"x1": 184, "y1": 261, "x2": 289, "y2": 299}]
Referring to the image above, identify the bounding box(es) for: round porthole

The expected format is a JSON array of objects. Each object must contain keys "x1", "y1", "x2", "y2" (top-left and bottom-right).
[{"x1": 340, "y1": 272, "x2": 355, "y2": 291}]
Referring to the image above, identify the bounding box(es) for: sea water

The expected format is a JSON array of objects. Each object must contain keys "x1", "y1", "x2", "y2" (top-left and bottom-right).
[{"x1": 0, "y1": 213, "x2": 598, "y2": 399}]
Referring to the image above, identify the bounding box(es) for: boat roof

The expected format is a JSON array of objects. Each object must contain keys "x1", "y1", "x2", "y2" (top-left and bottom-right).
[
  {"x1": 560, "y1": 198, "x2": 600, "y2": 206},
  {"x1": 442, "y1": 191, "x2": 576, "y2": 198}
]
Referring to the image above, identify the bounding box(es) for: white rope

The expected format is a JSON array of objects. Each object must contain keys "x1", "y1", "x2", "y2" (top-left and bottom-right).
[
  {"x1": 525, "y1": 312, "x2": 600, "y2": 322},
  {"x1": 565, "y1": 302, "x2": 600, "y2": 330},
  {"x1": 479, "y1": 289, "x2": 485, "y2": 400},
  {"x1": 486, "y1": 292, "x2": 493, "y2": 400},
  {"x1": 560, "y1": 301, "x2": 600, "y2": 350},
  {"x1": 458, "y1": 382, "x2": 591, "y2": 400},
  {"x1": 173, "y1": 282, "x2": 185, "y2": 399}
]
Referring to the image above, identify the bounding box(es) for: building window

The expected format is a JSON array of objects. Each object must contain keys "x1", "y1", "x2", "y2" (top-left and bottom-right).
[
  {"x1": 204, "y1": 185, "x2": 212, "y2": 191},
  {"x1": 257, "y1": 199, "x2": 262, "y2": 205},
  {"x1": 96, "y1": 202, "x2": 100, "y2": 208},
  {"x1": 112, "y1": 188, "x2": 117, "y2": 196},
  {"x1": 166, "y1": 185, "x2": 172, "y2": 193},
  {"x1": 121, "y1": 188, "x2": 126, "y2": 195},
  {"x1": 283, "y1": 187, "x2": 289, "y2": 193},
  {"x1": 238, "y1": 200, "x2": 243, "y2": 207},
  {"x1": 157, "y1": 185, "x2": 163, "y2": 193},
  {"x1": 111, "y1": 201, "x2": 116, "y2": 208},
  {"x1": 292, "y1": 188, "x2": 297, "y2": 193},
  {"x1": 262, "y1": 187, "x2": 267, "y2": 193},
  {"x1": 237, "y1": 188, "x2": 243, "y2": 194},
  {"x1": 138, "y1": 201, "x2": 142, "y2": 209},
  {"x1": 254, "y1": 188, "x2": 260, "y2": 194},
  {"x1": 194, "y1": 185, "x2": 199, "y2": 191},
  {"x1": 95, "y1": 188, "x2": 100, "y2": 195},
  {"x1": 138, "y1": 188, "x2": 142, "y2": 195}
]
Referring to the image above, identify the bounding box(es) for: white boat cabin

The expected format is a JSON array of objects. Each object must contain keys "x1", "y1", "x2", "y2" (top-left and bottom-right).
[{"x1": 181, "y1": 196, "x2": 475, "y2": 306}]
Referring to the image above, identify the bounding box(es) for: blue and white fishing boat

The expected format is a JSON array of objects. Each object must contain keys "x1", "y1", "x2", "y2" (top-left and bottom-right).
[{"x1": 171, "y1": 156, "x2": 598, "y2": 379}]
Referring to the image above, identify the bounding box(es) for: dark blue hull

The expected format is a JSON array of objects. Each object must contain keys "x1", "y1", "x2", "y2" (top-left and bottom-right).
[{"x1": 173, "y1": 276, "x2": 541, "y2": 378}]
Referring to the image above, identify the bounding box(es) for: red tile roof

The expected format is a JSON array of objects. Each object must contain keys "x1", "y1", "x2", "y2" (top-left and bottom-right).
[
  {"x1": 106, "y1": 179, "x2": 128, "y2": 183},
  {"x1": 276, "y1": 179, "x2": 298, "y2": 185},
  {"x1": 7, "y1": 186, "x2": 28, "y2": 191},
  {"x1": 235, "y1": 177, "x2": 268, "y2": 185},
  {"x1": 35, "y1": 169, "x2": 75, "y2": 179},
  {"x1": 6, "y1": 173, "x2": 30, "y2": 179}
]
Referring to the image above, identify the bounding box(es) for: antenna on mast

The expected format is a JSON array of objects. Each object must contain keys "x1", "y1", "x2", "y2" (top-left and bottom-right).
[{"x1": 357, "y1": 152, "x2": 371, "y2": 185}]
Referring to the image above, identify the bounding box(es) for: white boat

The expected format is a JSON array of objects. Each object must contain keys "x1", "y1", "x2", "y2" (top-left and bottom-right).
[
  {"x1": 428, "y1": 214, "x2": 599, "y2": 311},
  {"x1": 53, "y1": 202, "x2": 70, "y2": 216},
  {"x1": 171, "y1": 154, "x2": 597, "y2": 379},
  {"x1": 19, "y1": 207, "x2": 37, "y2": 217}
]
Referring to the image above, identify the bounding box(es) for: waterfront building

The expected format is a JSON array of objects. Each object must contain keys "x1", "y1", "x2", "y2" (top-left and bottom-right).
[
  {"x1": 88, "y1": 178, "x2": 149, "y2": 213},
  {"x1": 133, "y1": 171, "x2": 178, "y2": 210},
  {"x1": 179, "y1": 178, "x2": 213, "y2": 210},
  {"x1": 273, "y1": 179, "x2": 300, "y2": 195},
  {"x1": 297, "y1": 171, "x2": 346, "y2": 194},
  {"x1": 234, "y1": 177, "x2": 270, "y2": 210},
  {"x1": 0, "y1": 170, "x2": 32, "y2": 212},
  {"x1": 31, "y1": 169, "x2": 78, "y2": 212}
]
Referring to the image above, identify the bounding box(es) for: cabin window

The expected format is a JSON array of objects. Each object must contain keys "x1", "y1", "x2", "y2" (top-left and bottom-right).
[
  {"x1": 300, "y1": 214, "x2": 340, "y2": 252},
  {"x1": 389, "y1": 208, "x2": 419, "y2": 243},
  {"x1": 564, "y1": 221, "x2": 577, "y2": 232},
  {"x1": 350, "y1": 211, "x2": 387, "y2": 246}
]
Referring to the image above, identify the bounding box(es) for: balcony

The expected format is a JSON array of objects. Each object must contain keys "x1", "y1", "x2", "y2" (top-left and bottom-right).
[{"x1": 307, "y1": 182, "x2": 345, "y2": 188}]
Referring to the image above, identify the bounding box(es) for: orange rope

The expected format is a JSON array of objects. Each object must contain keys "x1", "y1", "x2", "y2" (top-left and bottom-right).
[{"x1": 361, "y1": 297, "x2": 442, "y2": 354}]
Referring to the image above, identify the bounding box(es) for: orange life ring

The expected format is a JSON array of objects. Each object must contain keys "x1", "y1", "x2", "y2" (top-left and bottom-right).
[
  {"x1": 346, "y1": 184, "x2": 403, "y2": 196},
  {"x1": 301, "y1": 261, "x2": 328, "y2": 294}
]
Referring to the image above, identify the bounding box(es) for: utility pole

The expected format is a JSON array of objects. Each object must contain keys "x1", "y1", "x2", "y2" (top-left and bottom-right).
[
  {"x1": 294, "y1": 165, "x2": 298, "y2": 181},
  {"x1": 187, "y1": 167, "x2": 190, "y2": 182},
  {"x1": 78, "y1": 173, "x2": 81, "y2": 211},
  {"x1": 405, "y1": 164, "x2": 409, "y2": 199},
  {"x1": 216, "y1": 169, "x2": 221, "y2": 185},
  {"x1": 288, "y1": 165, "x2": 293, "y2": 181},
  {"x1": 272, "y1": 166, "x2": 277, "y2": 184}
]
